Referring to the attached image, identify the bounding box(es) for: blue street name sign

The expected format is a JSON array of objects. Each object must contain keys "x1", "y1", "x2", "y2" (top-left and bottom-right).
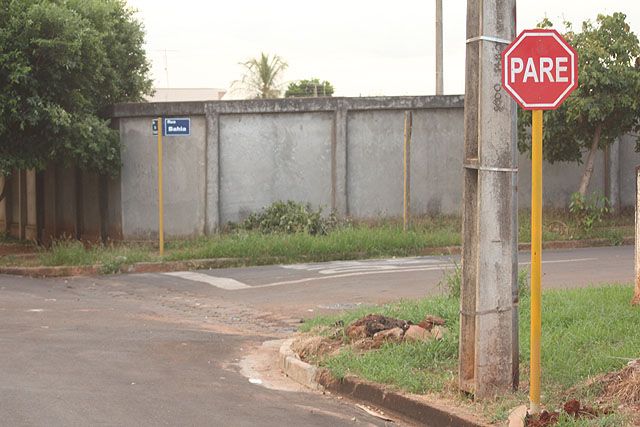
[{"x1": 152, "y1": 118, "x2": 191, "y2": 136}]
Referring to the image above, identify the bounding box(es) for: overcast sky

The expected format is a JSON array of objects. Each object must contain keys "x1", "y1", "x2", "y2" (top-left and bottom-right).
[{"x1": 125, "y1": 1, "x2": 640, "y2": 96}]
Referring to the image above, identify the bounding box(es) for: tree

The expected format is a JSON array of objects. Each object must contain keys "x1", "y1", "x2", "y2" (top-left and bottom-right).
[
  {"x1": 285, "y1": 78, "x2": 334, "y2": 98},
  {"x1": 236, "y1": 53, "x2": 288, "y2": 99},
  {"x1": 0, "y1": 0, "x2": 152, "y2": 200},
  {"x1": 518, "y1": 13, "x2": 640, "y2": 197}
]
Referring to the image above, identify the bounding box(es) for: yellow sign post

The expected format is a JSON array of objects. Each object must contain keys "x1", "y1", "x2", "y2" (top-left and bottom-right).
[
  {"x1": 530, "y1": 110, "x2": 543, "y2": 413},
  {"x1": 502, "y1": 28, "x2": 578, "y2": 414},
  {"x1": 157, "y1": 117, "x2": 165, "y2": 256}
]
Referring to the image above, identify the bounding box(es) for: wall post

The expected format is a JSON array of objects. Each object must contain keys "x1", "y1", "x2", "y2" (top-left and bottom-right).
[
  {"x1": 605, "y1": 138, "x2": 621, "y2": 213},
  {"x1": 333, "y1": 102, "x2": 349, "y2": 216},
  {"x1": 25, "y1": 169, "x2": 37, "y2": 241},
  {"x1": 0, "y1": 176, "x2": 6, "y2": 233},
  {"x1": 204, "y1": 103, "x2": 221, "y2": 234}
]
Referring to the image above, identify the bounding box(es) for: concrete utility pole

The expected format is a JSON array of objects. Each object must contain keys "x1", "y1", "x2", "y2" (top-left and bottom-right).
[
  {"x1": 459, "y1": 0, "x2": 519, "y2": 398},
  {"x1": 435, "y1": 0, "x2": 443, "y2": 95}
]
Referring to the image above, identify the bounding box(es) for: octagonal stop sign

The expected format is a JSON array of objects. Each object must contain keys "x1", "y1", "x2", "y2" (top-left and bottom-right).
[{"x1": 501, "y1": 29, "x2": 578, "y2": 110}]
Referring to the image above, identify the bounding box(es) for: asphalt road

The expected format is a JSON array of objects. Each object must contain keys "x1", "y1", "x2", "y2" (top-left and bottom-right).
[
  {"x1": 0, "y1": 245, "x2": 634, "y2": 426},
  {"x1": 99, "y1": 245, "x2": 634, "y2": 319}
]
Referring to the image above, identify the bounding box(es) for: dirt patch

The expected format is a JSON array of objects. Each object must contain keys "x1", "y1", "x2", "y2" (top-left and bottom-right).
[
  {"x1": 525, "y1": 410, "x2": 559, "y2": 427},
  {"x1": 295, "y1": 314, "x2": 448, "y2": 363},
  {"x1": 524, "y1": 399, "x2": 612, "y2": 426},
  {"x1": 292, "y1": 335, "x2": 342, "y2": 362},
  {"x1": 345, "y1": 314, "x2": 410, "y2": 340},
  {"x1": 598, "y1": 359, "x2": 640, "y2": 415}
]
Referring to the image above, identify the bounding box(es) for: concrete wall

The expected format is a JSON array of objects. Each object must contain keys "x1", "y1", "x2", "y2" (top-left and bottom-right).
[
  {"x1": 517, "y1": 151, "x2": 606, "y2": 209},
  {"x1": 219, "y1": 112, "x2": 333, "y2": 223},
  {"x1": 619, "y1": 133, "x2": 639, "y2": 208},
  {"x1": 110, "y1": 96, "x2": 640, "y2": 240},
  {"x1": 119, "y1": 116, "x2": 207, "y2": 238},
  {"x1": 347, "y1": 108, "x2": 465, "y2": 217}
]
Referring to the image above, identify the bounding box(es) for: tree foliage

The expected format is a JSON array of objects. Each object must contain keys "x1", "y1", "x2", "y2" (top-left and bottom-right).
[
  {"x1": 285, "y1": 78, "x2": 334, "y2": 98},
  {"x1": 0, "y1": 0, "x2": 152, "y2": 178},
  {"x1": 517, "y1": 13, "x2": 640, "y2": 195},
  {"x1": 236, "y1": 52, "x2": 288, "y2": 99}
]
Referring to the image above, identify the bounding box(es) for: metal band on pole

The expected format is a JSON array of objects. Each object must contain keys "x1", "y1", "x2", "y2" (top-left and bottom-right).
[
  {"x1": 463, "y1": 164, "x2": 518, "y2": 173},
  {"x1": 465, "y1": 35, "x2": 512, "y2": 44}
]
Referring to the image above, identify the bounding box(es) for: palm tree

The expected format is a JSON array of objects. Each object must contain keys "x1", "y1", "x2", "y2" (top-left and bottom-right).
[{"x1": 237, "y1": 53, "x2": 288, "y2": 99}]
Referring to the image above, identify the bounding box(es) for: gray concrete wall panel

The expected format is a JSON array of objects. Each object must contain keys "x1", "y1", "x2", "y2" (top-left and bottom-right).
[
  {"x1": 120, "y1": 116, "x2": 206, "y2": 239},
  {"x1": 619, "y1": 134, "x2": 640, "y2": 207},
  {"x1": 411, "y1": 108, "x2": 465, "y2": 215},
  {"x1": 219, "y1": 113, "x2": 333, "y2": 224},
  {"x1": 518, "y1": 151, "x2": 605, "y2": 209},
  {"x1": 347, "y1": 111, "x2": 405, "y2": 217}
]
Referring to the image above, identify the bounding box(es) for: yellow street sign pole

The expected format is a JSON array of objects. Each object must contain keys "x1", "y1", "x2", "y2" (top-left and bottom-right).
[
  {"x1": 157, "y1": 117, "x2": 165, "y2": 256},
  {"x1": 530, "y1": 109, "x2": 543, "y2": 414}
]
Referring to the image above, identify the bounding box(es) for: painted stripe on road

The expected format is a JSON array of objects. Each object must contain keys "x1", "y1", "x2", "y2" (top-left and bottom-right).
[
  {"x1": 519, "y1": 257, "x2": 597, "y2": 266},
  {"x1": 164, "y1": 271, "x2": 250, "y2": 290},
  {"x1": 247, "y1": 257, "x2": 599, "y2": 290},
  {"x1": 161, "y1": 256, "x2": 598, "y2": 291},
  {"x1": 251, "y1": 264, "x2": 455, "y2": 289}
]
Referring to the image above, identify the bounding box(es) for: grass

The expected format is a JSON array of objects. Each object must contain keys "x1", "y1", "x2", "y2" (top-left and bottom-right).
[
  {"x1": 300, "y1": 284, "x2": 639, "y2": 425},
  {"x1": 164, "y1": 221, "x2": 460, "y2": 262},
  {"x1": 518, "y1": 208, "x2": 633, "y2": 245},
  {"x1": 0, "y1": 210, "x2": 633, "y2": 270},
  {"x1": 36, "y1": 240, "x2": 157, "y2": 273}
]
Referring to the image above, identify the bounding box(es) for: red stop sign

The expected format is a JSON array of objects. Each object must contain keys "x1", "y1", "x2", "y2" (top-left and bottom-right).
[{"x1": 501, "y1": 29, "x2": 578, "y2": 110}]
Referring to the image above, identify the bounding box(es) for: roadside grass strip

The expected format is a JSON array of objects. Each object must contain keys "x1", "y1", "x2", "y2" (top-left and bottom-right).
[
  {"x1": 0, "y1": 210, "x2": 634, "y2": 269},
  {"x1": 300, "y1": 285, "x2": 639, "y2": 426}
]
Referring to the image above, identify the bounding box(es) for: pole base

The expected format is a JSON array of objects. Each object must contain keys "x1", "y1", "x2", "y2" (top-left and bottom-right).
[{"x1": 529, "y1": 401, "x2": 541, "y2": 415}]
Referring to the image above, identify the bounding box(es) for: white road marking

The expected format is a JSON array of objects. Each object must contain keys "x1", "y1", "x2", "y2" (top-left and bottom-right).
[
  {"x1": 251, "y1": 264, "x2": 456, "y2": 289},
  {"x1": 248, "y1": 257, "x2": 599, "y2": 289},
  {"x1": 160, "y1": 256, "x2": 598, "y2": 291},
  {"x1": 281, "y1": 257, "x2": 449, "y2": 275},
  {"x1": 164, "y1": 271, "x2": 249, "y2": 290},
  {"x1": 519, "y1": 257, "x2": 597, "y2": 266}
]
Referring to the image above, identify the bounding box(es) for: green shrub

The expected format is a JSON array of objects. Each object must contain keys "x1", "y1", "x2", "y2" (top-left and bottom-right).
[
  {"x1": 239, "y1": 200, "x2": 340, "y2": 235},
  {"x1": 569, "y1": 192, "x2": 610, "y2": 231}
]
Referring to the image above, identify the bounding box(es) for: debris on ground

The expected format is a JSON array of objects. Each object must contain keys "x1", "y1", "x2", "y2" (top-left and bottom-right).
[
  {"x1": 525, "y1": 410, "x2": 559, "y2": 427},
  {"x1": 404, "y1": 325, "x2": 432, "y2": 342},
  {"x1": 562, "y1": 399, "x2": 599, "y2": 418},
  {"x1": 507, "y1": 405, "x2": 528, "y2": 427},
  {"x1": 525, "y1": 399, "x2": 611, "y2": 426},
  {"x1": 345, "y1": 314, "x2": 410, "y2": 340},
  {"x1": 372, "y1": 327, "x2": 404, "y2": 346},
  {"x1": 341, "y1": 313, "x2": 447, "y2": 347},
  {"x1": 355, "y1": 403, "x2": 394, "y2": 422},
  {"x1": 418, "y1": 315, "x2": 446, "y2": 331},
  {"x1": 295, "y1": 314, "x2": 448, "y2": 363}
]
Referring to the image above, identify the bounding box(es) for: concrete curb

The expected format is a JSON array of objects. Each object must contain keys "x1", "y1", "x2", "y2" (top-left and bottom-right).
[
  {"x1": 278, "y1": 339, "x2": 488, "y2": 427},
  {"x1": 278, "y1": 339, "x2": 323, "y2": 391},
  {"x1": 0, "y1": 238, "x2": 632, "y2": 278},
  {"x1": 0, "y1": 265, "x2": 101, "y2": 277}
]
